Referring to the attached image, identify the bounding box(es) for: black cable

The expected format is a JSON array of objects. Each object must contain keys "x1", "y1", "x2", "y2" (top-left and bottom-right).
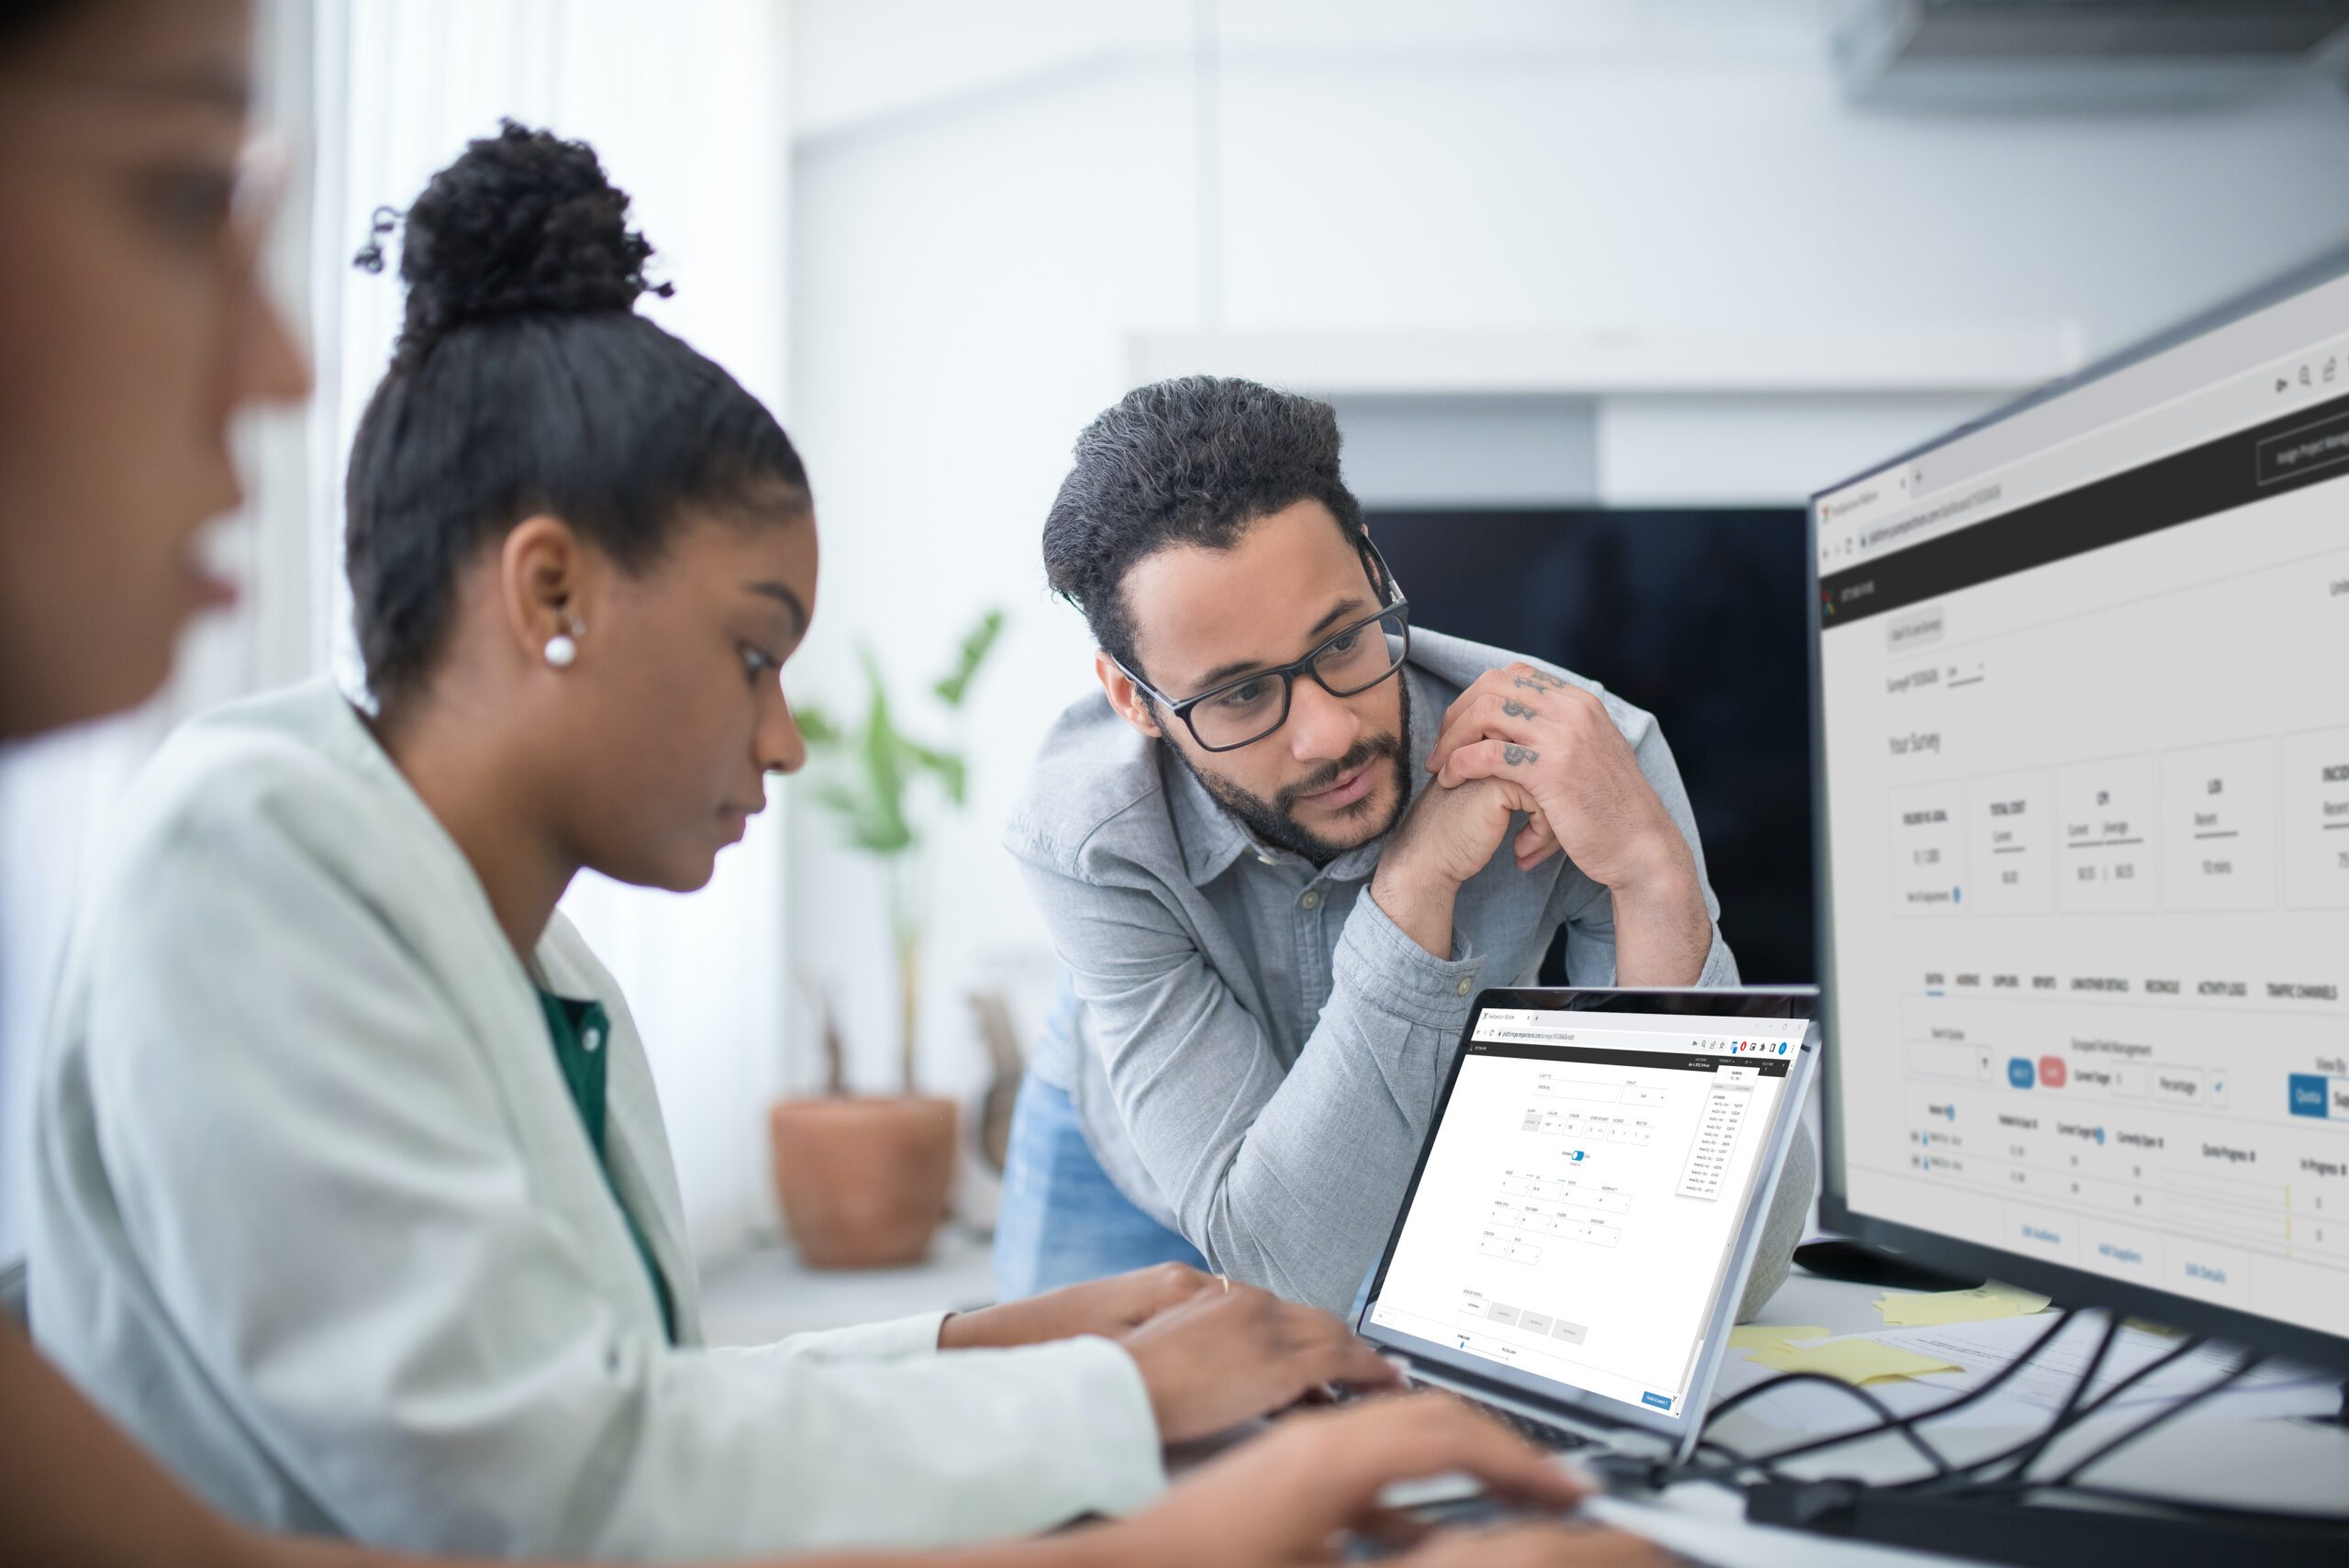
[
  {"x1": 1897, "y1": 1357, "x2": 2349, "y2": 1543},
  {"x1": 1619, "y1": 1373, "x2": 1933, "y2": 1493},
  {"x1": 1664, "y1": 1307, "x2": 2297, "y2": 1529},
  {"x1": 1979, "y1": 1310, "x2": 2124, "y2": 1484},
  {"x1": 1634, "y1": 1373, "x2": 1938, "y2": 1488},
  {"x1": 1717, "y1": 1309, "x2": 2076, "y2": 1446},
  {"x1": 1996, "y1": 1311, "x2": 2124, "y2": 1479},
  {"x1": 1694, "y1": 1369, "x2": 1955, "y2": 1478},
  {"x1": 1659, "y1": 1307, "x2": 2082, "y2": 1491},
  {"x1": 1901, "y1": 1327, "x2": 2209, "y2": 1491},
  {"x1": 1687, "y1": 1436, "x2": 1752, "y2": 1468},
  {"x1": 2048, "y1": 1330, "x2": 2205, "y2": 1428},
  {"x1": 1923, "y1": 1349, "x2": 2262, "y2": 1512},
  {"x1": 2042, "y1": 1346, "x2": 2266, "y2": 1486},
  {"x1": 1685, "y1": 1329, "x2": 2349, "y2": 1544},
  {"x1": 1700, "y1": 1366, "x2": 1909, "y2": 1435},
  {"x1": 1663, "y1": 1373, "x2": 1954, "y2": 1491}
]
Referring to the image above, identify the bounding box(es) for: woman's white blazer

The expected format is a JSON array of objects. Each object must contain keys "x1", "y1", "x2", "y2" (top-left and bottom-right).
[{"x1": 29, "y1": 678, "x2": 1162, "y2": 1558}]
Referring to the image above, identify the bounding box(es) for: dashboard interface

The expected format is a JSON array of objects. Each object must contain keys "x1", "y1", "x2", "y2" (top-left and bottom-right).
[
  {"x1": 1363, "y1": 1007, "x2": 1804, "y2": 1418},
  {"x1": 1816, "y1": 267, "x2": 2349, "y2": 1341}
]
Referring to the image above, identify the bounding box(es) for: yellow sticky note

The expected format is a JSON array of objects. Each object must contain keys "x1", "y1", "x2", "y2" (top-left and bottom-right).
[
  {"x1": 1874, "y1": 1279, "x2": 2051, "y2": 1328},
  {"x1": 2123, "y1": 1317, "x2": 2185, "y2": 1339},
  {"x1": 1746, "y1": 1337, "x2": 1962, "y2": 1385},
  {"x1": 1728, "y1": 1323, "x2": 1829, "y2": 1352}
]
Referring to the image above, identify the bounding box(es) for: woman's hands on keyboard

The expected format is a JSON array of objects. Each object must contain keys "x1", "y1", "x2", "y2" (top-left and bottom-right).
[
  {"x1": 1116, "y1": 1273, "x2": 1402, "y2": 1441},
  {"x1": 1106, "y1": 1393, "x2": 1674, "y2": 1567}
]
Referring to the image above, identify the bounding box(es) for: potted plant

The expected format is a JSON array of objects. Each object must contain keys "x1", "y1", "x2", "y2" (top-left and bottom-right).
[{"x1": 770, "y1": 610, "x2": 1004, "y2": 1267}]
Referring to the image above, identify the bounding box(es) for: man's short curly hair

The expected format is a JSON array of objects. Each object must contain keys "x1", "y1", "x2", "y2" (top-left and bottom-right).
[{"x1": 1041, "y1": 376, "x2": 1367, "y2": 683}]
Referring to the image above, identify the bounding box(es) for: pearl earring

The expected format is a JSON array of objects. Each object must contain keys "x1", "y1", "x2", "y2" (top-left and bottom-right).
[{"x1": 544, "y1": 617, "x2": 582, "y2": 669}]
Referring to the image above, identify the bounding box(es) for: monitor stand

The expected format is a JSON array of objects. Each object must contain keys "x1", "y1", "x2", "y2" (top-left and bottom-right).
[{"x1": 1790, "y1": 1236, "x2": 1975, "y2": 1293}]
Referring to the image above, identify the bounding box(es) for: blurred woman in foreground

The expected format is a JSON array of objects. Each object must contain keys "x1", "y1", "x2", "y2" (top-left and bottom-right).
[{"x1": 0, "y1": 3, "x2": 1661, "y2": 1566}]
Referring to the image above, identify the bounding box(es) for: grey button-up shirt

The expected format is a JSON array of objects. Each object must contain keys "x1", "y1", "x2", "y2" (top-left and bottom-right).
[{"x1": 1005, "y1": 628, "x2": 1743, "y2": 1312}]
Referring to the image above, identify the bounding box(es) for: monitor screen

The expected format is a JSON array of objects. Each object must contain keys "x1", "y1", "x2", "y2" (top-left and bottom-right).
[
  {"x1": 1813, "y1": 251, "x2": 2349, "y2": 1367},
  {"x1": 1361, "y1": 1001, "x2": 1807, "y2": 1421}
]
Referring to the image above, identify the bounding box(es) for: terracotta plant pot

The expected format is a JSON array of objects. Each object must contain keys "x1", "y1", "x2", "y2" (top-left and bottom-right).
[{"x1": 769, "y1": 1095, "x2": 958, "y2": 1268}]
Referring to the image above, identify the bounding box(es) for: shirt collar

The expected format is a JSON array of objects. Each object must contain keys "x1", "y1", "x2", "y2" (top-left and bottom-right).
[{"x1": 1166, "y1": 660, "x2": 1442, "y2": 887}]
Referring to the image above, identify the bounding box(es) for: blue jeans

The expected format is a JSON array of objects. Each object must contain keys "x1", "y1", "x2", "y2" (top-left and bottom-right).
[{"x1": 993, "y1": 1070, "x2": 1204, "y2": 1302}]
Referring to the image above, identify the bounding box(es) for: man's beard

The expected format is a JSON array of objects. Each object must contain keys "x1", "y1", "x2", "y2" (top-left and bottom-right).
[{"x1": 1163, "y1": 679, "x2": 1414, "y2": 867}]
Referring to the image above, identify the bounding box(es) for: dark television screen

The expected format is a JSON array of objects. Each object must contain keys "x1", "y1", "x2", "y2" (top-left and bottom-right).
[{"x1": 1369, "y1": 507, "x2": 1813, "y2": 984}]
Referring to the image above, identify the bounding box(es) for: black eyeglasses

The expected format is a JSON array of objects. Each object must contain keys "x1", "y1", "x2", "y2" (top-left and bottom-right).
[{"x1": 1116, "y1": 542, "x2": 1411, "y2": 753}]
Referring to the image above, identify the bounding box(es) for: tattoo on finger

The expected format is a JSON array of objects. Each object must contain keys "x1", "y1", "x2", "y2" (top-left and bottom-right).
[
  {"x1": 1513, "y1": 671, "x2": 1567, "y2": 691},
  {"x1": 1501, "y1": 698, "x2": 1537, "y2": 718},
  {"x1": 1502, "y1": 744, "x2": 1539, "y2": 765}
]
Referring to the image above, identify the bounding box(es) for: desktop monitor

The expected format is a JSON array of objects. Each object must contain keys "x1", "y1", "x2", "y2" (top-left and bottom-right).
[{"x1": 1812, "y1": 246, "x2": 2349, "y2": 1375}]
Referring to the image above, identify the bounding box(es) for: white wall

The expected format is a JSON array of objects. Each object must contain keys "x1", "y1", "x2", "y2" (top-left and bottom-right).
[
  {"x1": 782, "y1": 0, "x2": 2349, "y2": 1120},
  {"x1": 0, "y1": 2, "x2": 801, "y2": 1268},
  {"x1": 784, "y1": 32, "x2": 1202, "y2": 1122}
]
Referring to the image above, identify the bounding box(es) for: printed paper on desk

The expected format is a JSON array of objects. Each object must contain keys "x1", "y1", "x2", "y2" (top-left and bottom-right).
[{"x1": 1875, "y1": 1279, "x2": 2051, "y2": 1328}]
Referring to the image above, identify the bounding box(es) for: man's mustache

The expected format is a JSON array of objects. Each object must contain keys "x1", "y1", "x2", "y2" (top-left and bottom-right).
[{"x1": 1276, "y1": 733, "x2": 1402, "y2": 812}]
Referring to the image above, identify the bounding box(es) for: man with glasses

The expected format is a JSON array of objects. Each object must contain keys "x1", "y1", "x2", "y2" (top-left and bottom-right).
[{"x1": 997, "y1": 376, "x2": 1810, "y2": 1318}]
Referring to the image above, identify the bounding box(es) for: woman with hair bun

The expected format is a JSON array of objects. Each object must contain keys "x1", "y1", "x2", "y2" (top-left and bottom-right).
[{"x1": 16, "y1": 84, "x2": 1662, "y2": 1568}]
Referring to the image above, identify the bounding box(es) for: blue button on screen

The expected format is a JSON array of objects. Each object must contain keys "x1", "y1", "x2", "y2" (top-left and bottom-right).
[
  {"x1": 1642, "y1": 1391, "x2": 1673, "y2": 1410},
  {"x1": 2289, "y1": 1074, "x2": 2330, "y2": 1118},
  {"x1": 2007, "y1": 1058, "x2": 2035, "y2": 1089}
]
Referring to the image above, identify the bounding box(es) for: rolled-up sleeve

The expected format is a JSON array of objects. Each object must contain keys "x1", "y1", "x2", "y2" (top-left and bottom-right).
[{"x1": 1018, "y1": 860, "x2": 1479, "y2": 1313}]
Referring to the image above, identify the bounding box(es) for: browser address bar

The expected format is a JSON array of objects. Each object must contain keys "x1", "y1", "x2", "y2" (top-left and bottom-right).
[
  {"x1": 1858, "y1": 482, "x2": 2005, "y2": 553},
  {"x1": 1855, "y1": 349, "x2": 2317, "y2": 562}
]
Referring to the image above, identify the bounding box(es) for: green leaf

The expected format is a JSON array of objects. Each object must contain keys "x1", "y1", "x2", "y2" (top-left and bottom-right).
[
  {"x1": 808, "y1": 781, "x2": 905, "y2": 852},
  {"x1": 796, "y1": 636, "x2": 989, "y2": 858},
  {"x1": 933, "y1": 608, "x2": 1005, "y2": 708},
  {"x1": 857, "y1": 648, "x2": 912, "y2": 852},
  {"x1": 812, "y1": 782, "x2": 863, "y2": 819},
  {"x1": 902, "y1": 740, "x2": 969, "y2": 806},
  {"x1": 796, "y1": 703, "x2": 843, "y2": 747},
  {"x1": 848, "y1": 814, "x2": 916, "y2": 854}
]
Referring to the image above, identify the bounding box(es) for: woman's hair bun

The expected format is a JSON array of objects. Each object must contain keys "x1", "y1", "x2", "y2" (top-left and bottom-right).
[{"x1": 385, "y1": 119, "x2": 669, "y2": 356}]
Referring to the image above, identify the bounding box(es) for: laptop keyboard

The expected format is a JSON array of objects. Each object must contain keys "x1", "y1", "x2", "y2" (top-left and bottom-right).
[
  {"x1": 1396, "y1": 1375, "x2": 1597, "y2": 1452},
  {"x1": 1486, "y1": 1400, "x2": 1598, "y2": 1452}
]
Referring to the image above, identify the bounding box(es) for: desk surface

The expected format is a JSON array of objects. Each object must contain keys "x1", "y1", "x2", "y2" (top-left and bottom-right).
[
  {"x1": 702, "y1": 1238, "x2": 2342, "y2": 1564},
  {"x1": 1582, "y1": 1269, "x2": 2349, "y2": 1566}
]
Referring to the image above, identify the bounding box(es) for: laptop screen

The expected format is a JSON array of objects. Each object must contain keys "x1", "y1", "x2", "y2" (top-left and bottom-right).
[{"x1": 1361, "y1": 1000, "x2": 1806, "y2": 1420}]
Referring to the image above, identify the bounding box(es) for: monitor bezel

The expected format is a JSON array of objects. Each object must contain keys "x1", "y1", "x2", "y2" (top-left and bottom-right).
[{"x1": 1809, "y1": 240, "x2": 2349, "y2": 1378}]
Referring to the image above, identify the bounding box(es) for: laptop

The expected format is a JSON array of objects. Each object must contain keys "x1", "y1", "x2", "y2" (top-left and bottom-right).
[{"x1": 1353, "y1": 985, "x2": 1820, "y2": 1465}]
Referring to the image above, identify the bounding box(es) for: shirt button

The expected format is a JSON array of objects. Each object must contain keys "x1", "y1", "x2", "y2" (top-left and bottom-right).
[
  {"x1": 583, "y1": 1028, "x2": 604, "y2": 1053},
  {"x1": 1254, "y1": 852, "x2": 1277, "y2": 867},
  {"x1": 1455, "y1": 977, "x2": 1475, "y2": 996},
  {"x1": 1300, "y1": 889, "x2": 1321, "y2": 910}
]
